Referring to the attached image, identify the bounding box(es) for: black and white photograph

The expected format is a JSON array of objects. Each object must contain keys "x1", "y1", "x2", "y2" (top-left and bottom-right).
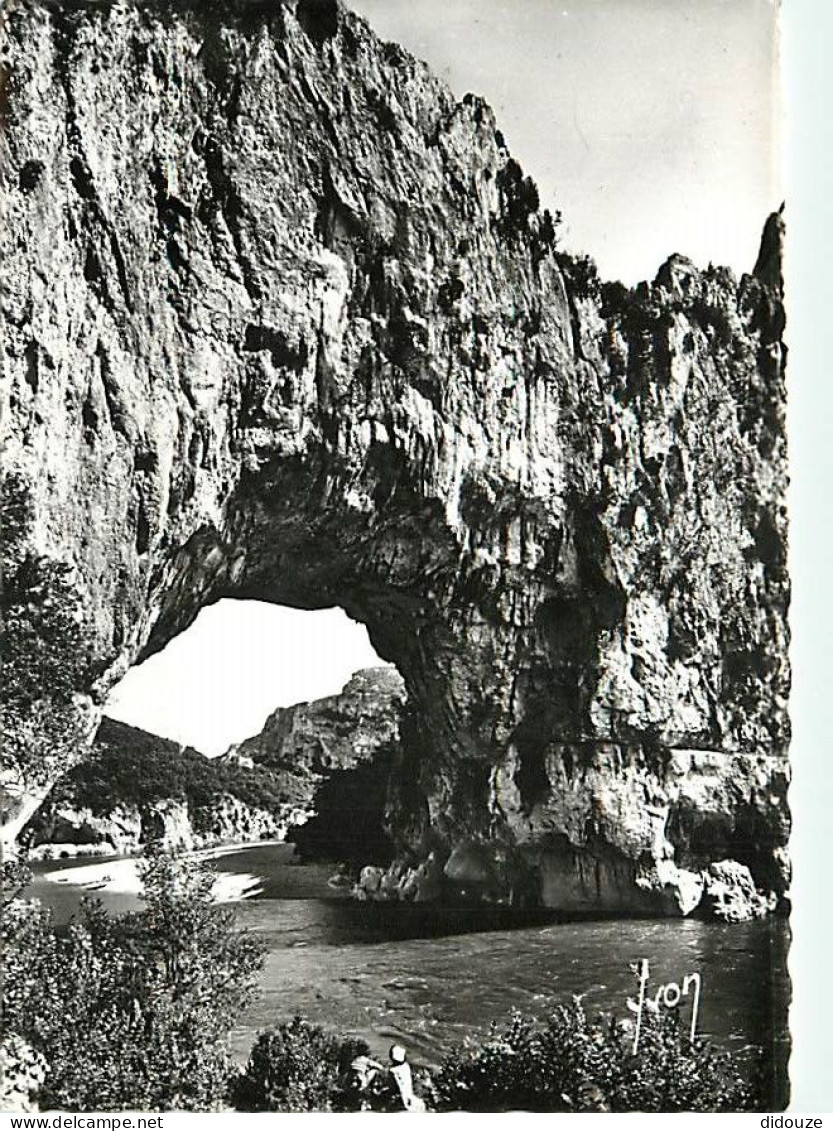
[{"x1": 1, "y1": 0, "x2": 825, "y2": 1116}]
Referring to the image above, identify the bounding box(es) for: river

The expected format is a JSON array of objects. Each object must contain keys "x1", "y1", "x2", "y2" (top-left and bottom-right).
[{"x1": 25, "y1": 842, "x2": 790, "y2": 1107}]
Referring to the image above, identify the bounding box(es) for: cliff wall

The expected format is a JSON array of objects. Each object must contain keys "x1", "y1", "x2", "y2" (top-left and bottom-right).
[
  {"x1": 224, "y1": 665, "x2": 406, "y2": 860},
  {"x1": 1, "y1": 0, "x2": 788, "y2": 913}
]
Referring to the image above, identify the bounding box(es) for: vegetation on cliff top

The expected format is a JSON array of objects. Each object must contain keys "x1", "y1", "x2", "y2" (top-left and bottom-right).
[{"x1": 41, "y1": 717, "x2": 291, "y2": 832}]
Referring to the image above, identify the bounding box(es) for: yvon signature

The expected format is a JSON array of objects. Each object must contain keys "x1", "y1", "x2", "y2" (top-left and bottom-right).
[{"x1": 627, "y1": 958, "x2": 701, "y2": 1053}]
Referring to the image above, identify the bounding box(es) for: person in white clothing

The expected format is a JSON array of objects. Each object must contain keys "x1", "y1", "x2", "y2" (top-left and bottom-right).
[{"x1": 388, "y1": 1044, "x2": 425, "y2": 1112}]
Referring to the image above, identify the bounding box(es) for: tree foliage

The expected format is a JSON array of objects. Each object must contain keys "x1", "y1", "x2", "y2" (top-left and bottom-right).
[
  {"x1": 228, "y1": 997, "x2": 762, "y2": 1114},
  {"x1": 1, "y1": 851, "x2": 264, "y2": 1111},
  {"x1": 556, "y1": 250, "x2": 601, "y2": 301},
  {"x1": 2, "y1": 555, "x2": 91, "y2": 796},
  {"x1": 44, "y1": 718, "x2": 292, "y2": 831},
  {"x1": 1, "y1": 474, "x2": 93, "y2": 803},
  {"x1": 429, "y1": 998, "x2": 760, "y2": 1112},
  {"x1": 231, "y1": 1017, "x2": 371, "y2": 1112}
]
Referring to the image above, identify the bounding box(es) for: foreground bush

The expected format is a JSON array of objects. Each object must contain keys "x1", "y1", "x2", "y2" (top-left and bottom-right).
[
  {"x1": 430, "y1": 998, "x2": 758, "y2": 1112},
  {"x1": 232, "y1": 1017, "x2": 371, "y2": 1112},
  {"x1": 232, "y1": 997, "x2": 761, "y2": 1114},
  {"x1": 0, "y1": 1033, "x2": 49, "y2": 1112},
  {"x1": 2, "y1": 850, "x2": 264, "y2": 1111}
]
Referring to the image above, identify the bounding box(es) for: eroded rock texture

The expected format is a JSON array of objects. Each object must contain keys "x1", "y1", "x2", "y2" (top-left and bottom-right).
[
  {"x1": 1, "y1": 0, "x2": 788, "y2": 914},
  {"x1": 224, "y1": 665, "x2": 405, "y2": 860},
  {"x1": 224, "y1": 666, "x2": 404, "y2": 778}
]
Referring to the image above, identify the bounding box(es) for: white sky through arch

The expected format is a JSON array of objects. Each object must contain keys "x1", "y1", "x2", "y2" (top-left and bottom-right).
[{"x1": 106, "y1": 602, "x2": 385, "y2": 755}]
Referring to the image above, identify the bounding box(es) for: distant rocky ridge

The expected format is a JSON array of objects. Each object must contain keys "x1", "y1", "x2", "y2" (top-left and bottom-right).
[
  {"x1": 223, "y1": 665, "x2": 406, "y2": 861},
  {"x1": 223, "y1": 665, "x2": 403, "y2": 783},
  {"x1": 25, "y1": 667, "x2": 404, "y2": 858}
]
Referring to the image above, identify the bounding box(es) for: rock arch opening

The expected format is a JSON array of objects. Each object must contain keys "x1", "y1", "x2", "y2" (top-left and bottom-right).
[
  {"x1": 22, "y1": 599, "x2": 407, "y2": 863},
  {"x1": 105, "y1": 599, "x2": 387, "y2": 756}
]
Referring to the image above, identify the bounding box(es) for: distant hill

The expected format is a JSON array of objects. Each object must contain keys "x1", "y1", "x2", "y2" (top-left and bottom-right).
[
  {"x1": 61, "y1": 717, "x2": 296, "y2": 815},
  {"x1": 25, "y1": 668, "x2": 406, "y2": 859},
  {"x1": 224, "y1": 666, "x2": 404, "y2": 776},
  {"x1": 25, "y1": 717, "x2": 306, "y2": 856}
]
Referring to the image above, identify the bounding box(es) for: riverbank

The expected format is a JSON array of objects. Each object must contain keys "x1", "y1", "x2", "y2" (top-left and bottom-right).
[
  {"x1": 24, "y1": 840, "x2": 789, "y2": 1106},
  {"x1": 34, "y1": 840, "x2": 286, "y2": 903}
]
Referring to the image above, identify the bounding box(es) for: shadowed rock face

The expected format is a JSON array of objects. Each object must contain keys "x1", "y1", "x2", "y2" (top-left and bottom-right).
[
  {"x1": 1, "y1": 0, "x2": 789, "y2": 913},
  {"x1": 225, "y1": 665, "x2": 406, "y2": 862}
]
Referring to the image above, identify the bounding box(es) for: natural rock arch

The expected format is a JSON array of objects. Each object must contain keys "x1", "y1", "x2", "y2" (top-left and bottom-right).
[{"x1": 2, "y1": 0, "x2": 789, "y2": 913}]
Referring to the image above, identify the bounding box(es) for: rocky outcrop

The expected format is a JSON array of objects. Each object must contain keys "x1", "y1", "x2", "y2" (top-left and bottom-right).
[
  {"x1": 224, "y1": 665, "x2": 407, "y2": 860},
  {"x1": 440, "y1": 745, "x2": 787, "y2": 919},
  {"x1": 355, "y1": 853, "x2": 444, "y2": 903},
  {"x1": 27, "y1": 794, "x2": 296, "y2": 859},
  {"x1": 352, "y1": 746, "x2": 787, "y2": 920},
  {"x1": 223, "y1": 665, "x2": 404, "y2": 787},
  {"x1": 1, "y1": 1, "x2": 788, "y2": 915},
  {"x1": 701, "y1": 859, "x2": 776, "y2": 922}
]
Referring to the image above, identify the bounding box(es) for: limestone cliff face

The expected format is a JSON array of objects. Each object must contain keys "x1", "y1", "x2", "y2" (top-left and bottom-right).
[
  {"x1": 223, "y1": 665, "x2": 404, "y2": 785},
  {"x1": 27, "y1": 796, "x2": 292, "y2": 858},
  {"x1": 223, "y1": 665, "x2": 406, "y2": 859},
  {"x1": 1, "y1": 0, "x2": 788, "y2": 913}
]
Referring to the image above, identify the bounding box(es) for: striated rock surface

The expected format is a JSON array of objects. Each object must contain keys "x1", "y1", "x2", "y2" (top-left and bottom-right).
[
  {"x1": 1, "y1": 0, "x2": 788, "y2": 915},
  {"x1": 26, "y1": 794, "x2": 296, "y2": 858},
  {"x1": 223, "y1": 665, "x2": 404, "y2": 783}
]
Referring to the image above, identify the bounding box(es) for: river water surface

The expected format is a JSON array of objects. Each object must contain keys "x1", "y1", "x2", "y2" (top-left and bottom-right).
[{"x1": 27, "y1": 842, "x2": 790, "y2": 1106}]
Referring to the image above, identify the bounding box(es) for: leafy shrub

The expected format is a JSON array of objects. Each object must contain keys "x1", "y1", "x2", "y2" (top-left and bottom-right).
[
  {"x1": 0, "y1": 1033, "x2": 49, "y2": 1112},
  {"x1": 600, "y1": 280, "x2": 669, "y2": 340},
  {"x1": 556, "y1": 251, "x2": 601, "y2": 301},
  {"x1": 231, "y1": 1000, "x2": 760, "y2": 1114},
  {"x1": 232, "y1": 1017, "x2": 370, "y2": 1112},
  {"x1": 1, "y1": 857, "x2": 32, "y2": 906},
  {"x1": 1, "y1": 531, "x2": 92, "y2": 797},
  {"x1": 2, "y1": 850, "x2": 264, "y2": 1111},
  {"x1": 430, "y1": 998, "x2": 758, "y2": 1112},
  {"x1": 495, "y1": 156, "x2": 560, "y2": 252}
]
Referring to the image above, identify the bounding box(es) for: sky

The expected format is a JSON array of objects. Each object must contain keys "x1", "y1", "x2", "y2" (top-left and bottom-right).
[
  {"x1": 107, "y1": 0, "x2": 782, "y2": 755},
  {"x1": 351, "y1": 0, "x2": 782, "y2": 284},
  {"x1": 107, "y1": 603, "x2": 384, "y2": 756}
]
